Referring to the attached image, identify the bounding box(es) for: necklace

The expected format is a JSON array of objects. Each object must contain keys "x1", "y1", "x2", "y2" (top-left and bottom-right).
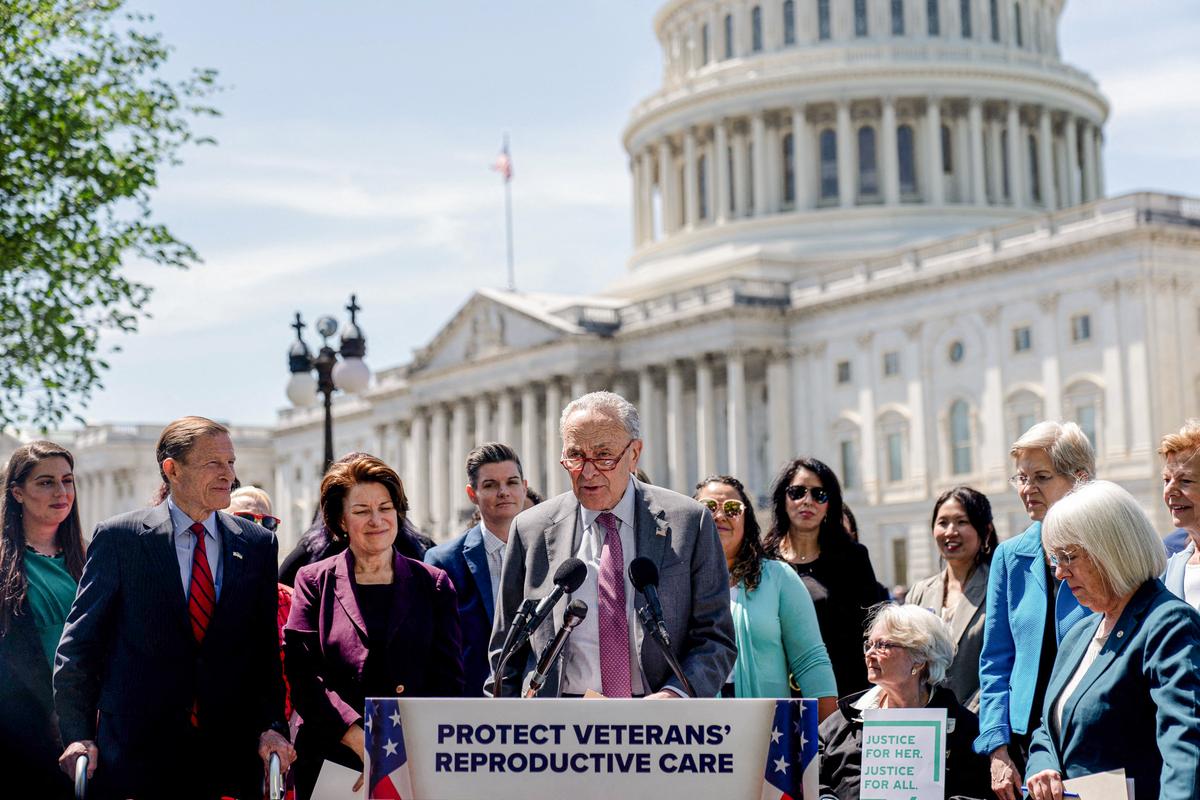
[{"x1": 25, "y1": 543, "x2": 61, "y2": 558}]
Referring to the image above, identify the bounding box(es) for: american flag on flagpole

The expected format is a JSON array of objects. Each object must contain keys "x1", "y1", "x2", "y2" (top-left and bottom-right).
[
  {"x1": 761, "y1": 699, "x2": 820, "y2": 800},
  {"x1": 491, "y1": 137, "x2": 513, "y2": 182},
  {"x1": 365, "y1": 698, "x2": 414, "y2": 799}
]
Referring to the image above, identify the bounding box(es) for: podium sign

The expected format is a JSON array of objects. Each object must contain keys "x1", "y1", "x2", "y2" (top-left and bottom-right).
[
  {"x1": 860, "y1": 708, "x2": 948, "y2": 800},
  {"x1": 364, "y1": 698, "x2": 818, "y2": 800}
]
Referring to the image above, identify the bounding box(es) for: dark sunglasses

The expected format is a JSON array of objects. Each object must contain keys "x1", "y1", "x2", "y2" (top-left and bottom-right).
[
  {"x1": 784, "y1": 485, "x2": 829, "y2": 504},
  {"x1": 233, "y1": 511, "x2": 281, "y2": 532},
  {"x1": 699, "y1": 498, "x2": 745, "y2": 518}
]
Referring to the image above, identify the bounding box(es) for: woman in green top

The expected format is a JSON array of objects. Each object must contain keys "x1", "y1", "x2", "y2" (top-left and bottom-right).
[
  {"x1": 0, "y1": 441, "x2": 85, "y2": 797},
  {"x1": 694, "y1": 475, "x2": 838, "y2": 720}
]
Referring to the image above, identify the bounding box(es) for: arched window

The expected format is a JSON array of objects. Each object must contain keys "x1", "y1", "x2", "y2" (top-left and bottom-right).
[
  {"x1": 752, "y1": 6, "x2": 763, "y2": 51},
  {"x1": 724, "y1": 13, "x2": 734, "y2": 58},
  {"x1": 701, "y1": 23, "x2": 710, "y2": 65},
  {"x1": 858, "y1": 126, "x2": 879, "y2": 198},
  {"x1": 1005, "y1": 389, "x2": 1043, "y2": 446},
  {"x1": 1028, "y1": 132, "x2": 1041, "y2": 203},
  {"x1": 698, "y1": 154, "x2": 709, "y2": 219},
  {"x1": 941, "y1": 123, "x2": 953, "y2": 174},
  {"x1": 927, "y1": 0, "x2": 940, "y2": 34},
  {"x1": 960, "y1": 0, "x2": 973, "y2": 38},
  {"x1": 879, "y1": 412, "x2": 909, "y2": 483},
  {"x1": 855, "y1": 0, "x2": 869, "y2": 36},
  {"x1": 950, "y1": 400, "x2": 972, "y2": 474},
  {"x1": 892, "y1": 0, "x2": 905, "y2": 35},
  {"x1": 989, "y1": 0, "x2": 1000, "y2": 41},
  {"x1": 1065, "y1": 381, "x2": 1103, "y2": 450},
  {"x1": 784, "y1": 0, "x2": 796, "y2": 44},
  {"x1": 818, "y1": 0, "x2": 832, "y2": 40},
  {"x1": 1014, "y1": 2, "x2": 1023, "y2": 46},
  {"x1": 897, "y1": 124, "x2": 917, "y2": 196},
  {"x1": 783, "y1": 132, "x2": 796, "y2": 204},
  {"x1": 819, "y1": 129, "x2": 838, "y2": 200}
]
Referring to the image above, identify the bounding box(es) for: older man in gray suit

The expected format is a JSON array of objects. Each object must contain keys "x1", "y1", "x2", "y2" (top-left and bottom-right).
[{"x1": 488, "y1": 391, "x2": 735, "y2": 698}]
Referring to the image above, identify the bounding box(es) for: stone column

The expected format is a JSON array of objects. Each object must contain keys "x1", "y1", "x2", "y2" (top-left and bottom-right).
[
  {"x1": 806, "y1": 343, "x2": 829, "y2": 458},
  {"x1": 571, "y1": 375, "x2": 588, "y2": 401},
  {"x1": 881, "y1": 96, "x2": 900, "y2": 206},
  {"x1": 1094, "y1": 127, "x2": 1105, "y2": 197},
  {"x1": 987, "y1": 115, "x2": 1004, "y2": 204},
  {"x1": 638, "y1": 367, "x2": 666, "y2": 483},
  {"x1": 855, "y1": 334, "x2": 879, "y2": 501},
  {"x1": 1081, "y1": 120, "x2": 1098, "y2": 202},
  {"x1": 695, "y1": 356, "x2": 718, "y2": 478},
  {"x1": 1037, "y1": 107, "x2": 1057, "y2": 209},
  {"x1": 544, "y1": 379, "x2": 563, "y2": 497},
  {"x1": 765, "y1": 122, "x2": 781, "y2": 214},
  {"x1": 1038, "y1": 294, "x2": 1062, "y2": 420},
  {"x1": 714, "y1": 120, "x2": 730, "y2": 223},
  {"x1": 836, "y1": 100, "x2": 854, "y2": 209},
  {"x1": 658, "y1": 138, "x2": 677, "y2": 234},
  {"x1": 726, "y1": 352, "x2": 749, "y2": 478},
  {"x1": 683, "y1": 127, "x2": 699, "y2": 229},
  {"x1": 1006, "y1": 103, "x2": 1025, "y2": 207},
  {"x1": 407, "y1": 412, "x2": 428, "y2": 529},
  {"x1": 449, "y1": 401, "x2": 469, "y2": 530},
  {"x1": 631, "y1": 157, "x2": 643, "y2": 246},
  {"x1": 429, "y1": 405, "x2": 449, "y2": 535},
  {"x1": 1063, "y1": 115, "x2": 1081, "y2": 207},
  {"x1": 792, "y1": 106, "x2": 811, "y2": 210},
  {"x1": 926, "y1": 97, "x2": 944, "y2": 205},
  {"x1": 521, "y1": 386, "x2": 541, "y2": 496},
  {"x1": 666, "y1": 361, "x2": 687, "y2": 491},
  {"x1": 766, "y1": 353, "x2": 793, "y2": 475},
  {"x1": 732, "y1": 125, "x2": 749, "y2": 218},
  {"x1": 751, "y1": 111, "x2": 768, "y2": 216},
  {"x1": 496, "y1": 390, "x2": 516, "y2": 448},
  {"x1": 639, "y1": 149, "x2": 655, "y2": 241},
  {"x1": 968, "y1": 98, "x2": 987, "y2": 205},
  {"x1": 474, "y1": 395, "x2": 490, "y2": 445},
  {"x1": 954, "y1": 113, "x2": 971, "y2": 202},
  {"x1": 902, "y1": 325, "x2": 928, "y2": 491},
  {"x1": 1098, "y1": 281, "x2": 1127, "y2": 459},
  {"x1": 980, "y1": 307, "x2": 1007, "y2": 482},
  {"x1": 704, "y1": 132, "x2": 717, "y2": 222}
]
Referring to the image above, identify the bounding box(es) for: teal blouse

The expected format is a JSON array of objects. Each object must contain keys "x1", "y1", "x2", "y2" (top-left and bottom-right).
[
  {"x1": 23, "y1": 550, "x2": 78, "y2": 666},
  {"x1": 731, "y1": 559, "x2": 838, "y2": 698}
]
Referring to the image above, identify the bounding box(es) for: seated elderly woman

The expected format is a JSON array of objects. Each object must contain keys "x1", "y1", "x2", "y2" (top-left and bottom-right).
[
  {"x1": 285, "y1": 454, "x2": 464, "y2": 800},
  {"x1": 1024, "y1": 481, "x2": 1200, "y2": 800},
  {"x1": 817, "y1": 604, "x2": 990, "y2": 800}
]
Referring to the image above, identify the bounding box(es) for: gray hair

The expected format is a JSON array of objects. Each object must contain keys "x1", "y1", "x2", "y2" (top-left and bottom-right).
[
  {"x1": 866, "y1": 603, "x2": 957, "y2": 687},
  {"x1": 559, "y1": 391, "x2": 641, "y2": 440},
  {"x1": 1010, "y1": 420, "x2": 1096, "y2": 481},
  {"x1": 1042, "y1": 480, "x2": 1166, "y2": 599}
]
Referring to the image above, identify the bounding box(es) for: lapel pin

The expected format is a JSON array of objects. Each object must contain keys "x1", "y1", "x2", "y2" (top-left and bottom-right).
[
  {"x1": 232, "y1": 551, "x2": 244, "y2": 560},
  {"x1": 656, "y1": 526, "x2": 668, "y2": 537}
]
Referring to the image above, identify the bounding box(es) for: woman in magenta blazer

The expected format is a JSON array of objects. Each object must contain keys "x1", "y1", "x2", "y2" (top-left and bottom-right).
[{"x1": 285, "y1": 454, "x2": 463, "y2": 800}]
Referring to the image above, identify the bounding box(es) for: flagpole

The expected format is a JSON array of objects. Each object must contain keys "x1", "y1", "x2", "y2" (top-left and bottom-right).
[{"x1": 503, "y1": 133, "x2": 516, "y2": 292}]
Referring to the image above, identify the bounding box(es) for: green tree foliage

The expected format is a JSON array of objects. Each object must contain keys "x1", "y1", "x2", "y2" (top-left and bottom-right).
[{"x1": 0, "y1": 0, "x2": 218, "y2": 428}]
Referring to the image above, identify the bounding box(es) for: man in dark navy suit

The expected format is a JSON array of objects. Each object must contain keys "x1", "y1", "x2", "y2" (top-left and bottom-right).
[
  {"x1": 425, "y1": 442, "x2": 527, "y2": 695},
  {"x1": 54, "y1": 416, "x2": 294, "y2": 799}
]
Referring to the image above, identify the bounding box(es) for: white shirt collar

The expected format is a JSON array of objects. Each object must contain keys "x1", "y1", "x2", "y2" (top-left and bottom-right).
[
  {"x1": 166, "y1": 495, "x2": 219, "y2": 539},
  {"x1": 580, "y1": 476, "x2": 637, "y2": 532},
  {"x1": 480, "y1": 522, "x2": 506, "y2": 555}
]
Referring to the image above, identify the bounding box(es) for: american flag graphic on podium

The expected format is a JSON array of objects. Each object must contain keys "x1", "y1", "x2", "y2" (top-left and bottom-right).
[
  {"x1": 365, "y1": 698, "x2": 414, "y2": 799},
  {"x1": 761, "y1": 699, "x2": 819, "y2": 800}
]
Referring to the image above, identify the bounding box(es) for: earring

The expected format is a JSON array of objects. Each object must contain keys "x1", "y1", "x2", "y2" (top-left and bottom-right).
[{"x1": 910, "y1": 666, "x2": 920, "y2": 675}]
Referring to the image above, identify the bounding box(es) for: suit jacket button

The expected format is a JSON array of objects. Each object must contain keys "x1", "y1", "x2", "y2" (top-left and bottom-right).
[
  {"x1": 1116, "y1": 630, "x2": 1124, "y2": 638},
  {"x1": 395, "y1": 684, "x2": 405, "y2": 694}
]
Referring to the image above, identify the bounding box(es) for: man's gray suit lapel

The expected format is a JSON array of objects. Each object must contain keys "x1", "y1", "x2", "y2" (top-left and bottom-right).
[{"x1": 632, "y1": 480, "x2": 671, "y2": 675}]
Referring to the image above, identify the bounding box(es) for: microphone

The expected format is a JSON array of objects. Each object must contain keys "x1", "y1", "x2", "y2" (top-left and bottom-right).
[
  {"x1": 629, "y1": 556, "x2": 670, "y2": 646},
  {"x1": 492, "y1": 557, "x2": 587, "y2": 696},
  {"x1": 525, "y1": 599, "x2": 588, "y2": 698}
]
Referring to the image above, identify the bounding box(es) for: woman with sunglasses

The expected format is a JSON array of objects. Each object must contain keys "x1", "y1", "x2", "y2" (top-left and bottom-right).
[
  {"x1": 0, "y1": 441, "x2": 85, "y2": 797},
  {"x1": 694, "y1": 476, "x2": 837, "y2": 717},
  {"x1": 764, "y1": 458, "x2": 888, "y2": 697}
]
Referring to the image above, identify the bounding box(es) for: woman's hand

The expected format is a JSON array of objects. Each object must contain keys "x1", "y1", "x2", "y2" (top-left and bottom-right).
[
  {"x1": 988, "y1": 745, "x2": 1022, "y2": 800},
  {"x1": 1025, "y1": 768, "x2": 1065, "y2": 800},
  {"x1": 342, "y1": 722, "x2": 367, "y2": 761}
]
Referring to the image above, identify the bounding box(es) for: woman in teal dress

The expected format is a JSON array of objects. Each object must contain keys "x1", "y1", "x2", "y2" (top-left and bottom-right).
[
  {"x1": 0, "y1": 441, "x2": 85, "y2": 797},
  {"x1": 694, "y1": 475, "x2": 837, "y2": 719}
]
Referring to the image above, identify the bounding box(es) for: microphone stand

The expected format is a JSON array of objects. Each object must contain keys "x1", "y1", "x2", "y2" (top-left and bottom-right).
[
  {"x1": 525, "y1": 621, "x2": 582, "y2": 698},
  {"x1": 636, "y1": 604, "x2": 696, "y2": 697},
  {"x1": 492, "y1": 598, "x2": 538, "y2": 698}
]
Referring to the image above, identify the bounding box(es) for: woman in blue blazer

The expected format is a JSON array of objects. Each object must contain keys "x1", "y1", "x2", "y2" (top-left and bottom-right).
[
  {"x1": 694, "y1": 476, "x2": 837, "y2": 718},
  {"x1": 1025, "y1": 480, "x2": 1200, "y2": 800},
  {"x1": 975, "y1": 421, "x2": 1093, "y2": 800}
]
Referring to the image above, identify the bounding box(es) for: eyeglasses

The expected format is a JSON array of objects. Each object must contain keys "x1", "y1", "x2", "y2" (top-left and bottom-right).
[
  {"x1": 699, "y1": 498, "x2": 745, "y2": 518},
  {"x1": 1008, "y1": 472, "x2": 1061, "y2": 490},
  {"x1": 560, "y1": 439, "x2": 635, "y2": 473},
  {"x1": 1048, "y1": 548, "x2": 1084, "y2": 568},
  {"x1": 863, "y1": 639, "x2": 904, "y2": 655},
  {"x1": 784, "y1": 485, "x2": 829, "y2": 504},
  {"x1": 233, "y1": 511, "x2": 281, "y2": 532}
]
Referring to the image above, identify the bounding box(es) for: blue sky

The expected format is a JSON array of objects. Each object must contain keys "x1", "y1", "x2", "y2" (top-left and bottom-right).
[{"x1": 77, "y1": 0, "x2": 1200, "y2": 427}]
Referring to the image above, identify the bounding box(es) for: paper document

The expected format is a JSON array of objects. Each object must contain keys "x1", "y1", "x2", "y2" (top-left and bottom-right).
[
  {"x1": 311, "y1": 759, "x2": 364, "y2": 800},
  {"x1": 1061, "y1": 768, "x2": 1133, "y2": 800}
]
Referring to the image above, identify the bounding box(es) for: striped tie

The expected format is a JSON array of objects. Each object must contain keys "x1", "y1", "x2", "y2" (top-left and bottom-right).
[{"x1": 186, "y1": 522, "x2": 215, "y2": 726}]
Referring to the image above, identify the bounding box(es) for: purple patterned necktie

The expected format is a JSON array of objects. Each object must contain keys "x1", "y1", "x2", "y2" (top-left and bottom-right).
[{"x1": 596, "y1": 511, "x2": 632, "y2": 697}]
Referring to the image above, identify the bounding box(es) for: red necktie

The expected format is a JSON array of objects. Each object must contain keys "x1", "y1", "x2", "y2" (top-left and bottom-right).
[{"x1": 186, "y1": 522, "x2": 215, "y2": 726}]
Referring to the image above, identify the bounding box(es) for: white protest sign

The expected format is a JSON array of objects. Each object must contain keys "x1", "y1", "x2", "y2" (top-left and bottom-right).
[{"x1": 860, "y1": 707, "x2": 947, "y2": 800}]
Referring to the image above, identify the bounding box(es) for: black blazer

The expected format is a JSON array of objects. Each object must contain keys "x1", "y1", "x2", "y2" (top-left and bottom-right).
[
  {"x1": 53, "y1": 503, "x2": 286, "y2": 800},
  {"x1": 0, "y1": 605, "x2": 72, "y2": 797}
]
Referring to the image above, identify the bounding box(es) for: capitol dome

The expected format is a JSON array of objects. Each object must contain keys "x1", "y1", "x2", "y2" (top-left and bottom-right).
[{"x1": 619, "y1": 0, "x2": 1108, "y2": 295}]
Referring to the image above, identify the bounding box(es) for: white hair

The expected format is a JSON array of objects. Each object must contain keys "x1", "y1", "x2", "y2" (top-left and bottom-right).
[
  {"x1": 1042, "y1": 480, "x2": 1166, "y2": 599},
  {"x1": 866, "y1": 603, "x2": 957, "y2": 687},
  {"x1": 1010, "y1": 420, "x2": 1096, "y2": 480},
  {"x1": 559, "y1": 391, "x2": 641, "y2": 440},
  {"x1": 229, "y1": 485, "x2": 272, "y2": 514}
]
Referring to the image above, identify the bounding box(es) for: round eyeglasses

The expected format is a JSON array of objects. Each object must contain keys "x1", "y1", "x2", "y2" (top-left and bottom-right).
[
  {"x1": 560, "y1": 439, "x2": 634, "y2": 473},
  {"x1": 699, "y1": 498, "x2": 745, "y2": 518}
]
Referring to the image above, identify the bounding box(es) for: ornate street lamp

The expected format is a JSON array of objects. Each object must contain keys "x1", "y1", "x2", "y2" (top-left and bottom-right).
[{"x1": 287, "y1": 295, "x2": 371, "y2": 473}]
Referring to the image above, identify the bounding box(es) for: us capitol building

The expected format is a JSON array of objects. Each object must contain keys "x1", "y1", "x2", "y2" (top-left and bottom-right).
[{"x1": 18, "y1": 0, "x2": 1200, "y2": 587}]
